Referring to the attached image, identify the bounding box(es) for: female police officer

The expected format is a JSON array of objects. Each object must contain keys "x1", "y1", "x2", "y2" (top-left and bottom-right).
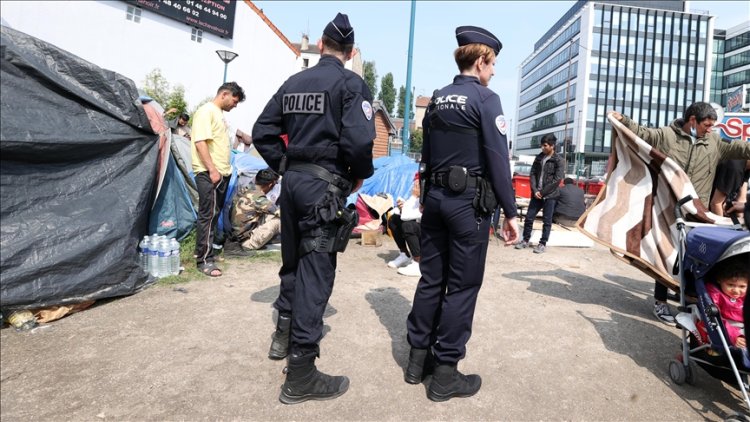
[{"x1": 404, "y1": 26, "x2": 519, "y2": 402}]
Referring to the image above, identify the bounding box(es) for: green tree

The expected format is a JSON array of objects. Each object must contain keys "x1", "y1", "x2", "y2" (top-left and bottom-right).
[
  {"x1": 142, "y1": 68, "x2": 171, "y2": 105},
  {"x1": 363, "y1": 61, "x2": 378, "y2": 99},
  {"x1": 141, "y1": 68, "x2": 188, "y2": 118},
  {"x1": 397, "y1": 85, "x2": 414, "y2": 119},
  {"x1": 410, "y1": 128, "x2": 423, "y2": 153},
  {"x1": 165, "y1": 85, "x2": 188, "y2": 116},
  {"x1": 378, "y1": 72, "x2": 396, "y2": 114}
]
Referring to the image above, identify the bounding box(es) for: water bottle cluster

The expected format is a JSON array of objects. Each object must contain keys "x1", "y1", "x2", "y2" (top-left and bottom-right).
[{"x1": 138, "y1": 234, "x2": 181, "y2": 277}]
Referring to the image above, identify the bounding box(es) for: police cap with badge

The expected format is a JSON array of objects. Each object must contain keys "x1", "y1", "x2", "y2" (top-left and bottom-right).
[
  {"x1": 455, "y1": 25, "x2": 502, "y2": 54},
  {"x1": 324, "y1": 12, "x2": 355, "y2": 45}
]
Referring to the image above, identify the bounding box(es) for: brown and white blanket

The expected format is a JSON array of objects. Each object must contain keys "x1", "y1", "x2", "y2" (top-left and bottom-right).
[{"x1": 577, "y1": 113, "x2": 733, "y2": 289}]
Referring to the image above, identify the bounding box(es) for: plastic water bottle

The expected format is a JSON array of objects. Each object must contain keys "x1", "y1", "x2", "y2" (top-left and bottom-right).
[
  {"x1": 169, "y1": 238, "x2": 180, "y2": 275},
  {"x1": 148, "y1": 235, "x2": 160, "y2": 277},
  {"x1": 139, "y1": 235, "x2": 151, "y2": 273},
  {"x1": 158, "y1": 238, "x2": 170, "y2": 277}
]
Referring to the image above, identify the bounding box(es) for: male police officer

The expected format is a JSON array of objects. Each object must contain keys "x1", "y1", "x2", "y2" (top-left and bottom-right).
[
  {"x1": 252, "y1": 13, "x2": 375, "y2": 405},
  {"x1": 404, "y1": 26, "x2": 519, "y2": 401}
]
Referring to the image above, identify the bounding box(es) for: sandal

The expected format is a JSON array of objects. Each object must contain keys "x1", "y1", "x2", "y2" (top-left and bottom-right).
[{"x1": 197, "y1": 262, "x2": 222, "y2": 277}]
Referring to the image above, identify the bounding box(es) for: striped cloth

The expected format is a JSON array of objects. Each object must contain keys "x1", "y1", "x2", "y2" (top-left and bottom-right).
[{"x1": 577, "y1": 113, "x2": 733, "y2": 289}]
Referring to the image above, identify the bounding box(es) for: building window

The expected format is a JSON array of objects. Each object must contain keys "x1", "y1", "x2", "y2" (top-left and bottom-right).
[
  {"x1": 302, "y1": 58, "x2": 309, "y2": 69},
  {"x1": 126, "y1": 5, "x2": 141, "y2": 23},
  {"x1": 191, "y1": 28, "x2": 203, "y2": 43}
]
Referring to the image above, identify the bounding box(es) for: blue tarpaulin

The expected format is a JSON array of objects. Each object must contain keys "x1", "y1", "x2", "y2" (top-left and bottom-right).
[{"x1": 347, "y1": 155, "x2": 419, "y2": 205}]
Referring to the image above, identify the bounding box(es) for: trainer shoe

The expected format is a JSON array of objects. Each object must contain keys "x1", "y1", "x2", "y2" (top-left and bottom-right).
[
  {"x1": 533, "y1": 243, "x2": 546, "y2": 254},
  {"x1": 653, "y1": 301, "x2": 676, "y2": 326},
  {"x1": 514, "y1": 240, "x2": 529, "y2": 250},
  {"x1": 398, "y1": 261, "x2": 422, "y2": 277},
  {"x1": 388, "y1": 252, "x2": 411, "y2": 268}
]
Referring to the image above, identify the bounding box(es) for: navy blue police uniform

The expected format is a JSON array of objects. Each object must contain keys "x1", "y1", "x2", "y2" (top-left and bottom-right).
[
  {"x1": 406, "y1": 28, "x2": 517, "y2": 368},
  {"x1": 252, "y1": 18, "x2": 375, "y2": 359}
]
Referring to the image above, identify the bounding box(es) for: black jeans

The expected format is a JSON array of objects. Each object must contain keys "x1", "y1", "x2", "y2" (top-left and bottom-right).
[
  {"x1": 654, "y1": 281, "x2": 668, "y2": 302},
  {"x1": 194, "y1": 172, "x2": 229, "y2": 266},
  {"x1": 387, "y1": 214, "x2": 421, "y2": 258}
]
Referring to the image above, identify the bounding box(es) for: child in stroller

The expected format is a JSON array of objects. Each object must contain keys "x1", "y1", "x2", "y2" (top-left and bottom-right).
[
  {"x1": 671, "y1": 224, "x2": 750, "y2": 415},
  {"x1": 699, "y1": 255, "x2": 749, "y2": 350}
]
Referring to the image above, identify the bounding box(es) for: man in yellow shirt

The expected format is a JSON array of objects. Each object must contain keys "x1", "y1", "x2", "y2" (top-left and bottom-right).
[{"x1": 191, "y1": 82, "x2": 246, "y2": 277}]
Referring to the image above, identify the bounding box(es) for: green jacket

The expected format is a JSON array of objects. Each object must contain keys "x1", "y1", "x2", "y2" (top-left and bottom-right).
[{"x1": 620, "y1": 115, "x2": 750, "y2": 206}]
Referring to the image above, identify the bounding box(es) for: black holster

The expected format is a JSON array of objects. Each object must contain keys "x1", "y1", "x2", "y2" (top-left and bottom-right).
[
  {"x1": 289, "y1": 162, "x2": 358, "y2": 256},
  {"x1": 472, "y1": 176, "x2": 497, "y2": 215},
  {"x1": 300, "y1": 206, "x2": 359, "y2": 255}
]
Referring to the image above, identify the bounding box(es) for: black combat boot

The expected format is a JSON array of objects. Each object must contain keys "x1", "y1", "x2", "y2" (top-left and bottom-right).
[
  {"x1": 404, "y1": 347, "x2": 435, "y2": 384},
  {"x1": 279, "y1": 351, "x2": 350, "y2": 405},
  {"x1": 427, "y1": 364, "x2": 481, "y2": 402},
  {"x1": 268, "y1": 314, "x2": 291, "y2": 360}
]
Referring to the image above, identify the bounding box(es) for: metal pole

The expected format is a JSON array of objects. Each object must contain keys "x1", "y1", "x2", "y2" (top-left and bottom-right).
[
  {"x1": 576, "y1": 109, "x2": 583, "y2": 181},
  {"x1": 223, "y1": 63, "x2": 228, "y2": 84},
  {"x1": 563, "y1": 39, "x2": 574, "y2": 173},
  {"x1": 402, "y1": 0, "x2": 416, "y2": 155}
]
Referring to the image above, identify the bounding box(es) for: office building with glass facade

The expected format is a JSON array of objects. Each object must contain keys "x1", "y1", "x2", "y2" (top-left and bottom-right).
[
  {"x1": 515, "y1": 0, "x2": 715, "y2": 177},
  {"x1": 711, "y1": 21, "x2": 750, "y2": 110}
]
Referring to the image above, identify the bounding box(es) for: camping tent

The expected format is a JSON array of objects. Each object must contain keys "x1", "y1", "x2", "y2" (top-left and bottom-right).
[
  {"x1": 0, "y1": 26, "x2": 158, "y2": 310},
  {"x1": 347, "y1": 155, "x2": 419, "y2": 205}
]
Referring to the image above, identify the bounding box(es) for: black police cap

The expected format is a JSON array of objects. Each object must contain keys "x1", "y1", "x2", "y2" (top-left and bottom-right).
[
  {"x1": 323, "y1": 12, "x2": 354, "y2": 45},
  {"x1": 455, "y1": 26, "x2": 502, "y2": 55}
]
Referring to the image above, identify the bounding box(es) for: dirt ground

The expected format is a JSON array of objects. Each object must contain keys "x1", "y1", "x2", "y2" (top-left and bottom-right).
[{"x1": 1, "y1": 230, "x2": 749, "y2": 421}]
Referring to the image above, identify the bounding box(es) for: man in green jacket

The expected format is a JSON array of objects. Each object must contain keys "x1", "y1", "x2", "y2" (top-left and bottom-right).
[{"x1": 610, "y1": 102, "x2": 750, "y2": 325}]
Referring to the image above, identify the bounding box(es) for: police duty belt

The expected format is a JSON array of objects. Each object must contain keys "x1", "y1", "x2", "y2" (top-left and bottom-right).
[{"x1": 286, "y1": 161, "x2": 352, "y2": 195}]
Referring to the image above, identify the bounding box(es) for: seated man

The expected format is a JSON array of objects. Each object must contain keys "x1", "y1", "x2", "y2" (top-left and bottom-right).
[
  {"x1": 387, "y1": 176, "x2": 422, "y2": 277},
  {"x1": 553, "y1": 177, "x2": 586, "y2": 227},
  {"x1": 229, "y1": 168, "x2": 281, "y2": 254}
]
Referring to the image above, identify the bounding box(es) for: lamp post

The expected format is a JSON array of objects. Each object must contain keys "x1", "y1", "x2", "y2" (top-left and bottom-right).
[
  {"x1": 402, "y1": 0, "x2": 417, "y2": 156},
  {"x1": 562, "y1": 39, "x2": 574, "y2": 175},
  {"x1": 216, "y1": 50, "x2": 238, "y2": 83}
]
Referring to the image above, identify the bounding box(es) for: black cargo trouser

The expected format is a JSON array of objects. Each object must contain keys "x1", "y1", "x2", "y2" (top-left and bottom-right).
[{"x1": 273, "y1": 170, "x2": 340, "y2": 355}]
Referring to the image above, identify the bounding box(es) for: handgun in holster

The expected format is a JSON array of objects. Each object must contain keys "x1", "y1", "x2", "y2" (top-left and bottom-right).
[
  {"x1": 419, "y1": 162, "x2": 428, "y2": 205},
  {"x1": 299, "y1": 205, "x2": 359, "y2": 255}
]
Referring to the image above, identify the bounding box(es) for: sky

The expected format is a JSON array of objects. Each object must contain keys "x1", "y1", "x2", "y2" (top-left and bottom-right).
[{"x1": 254, "y1": 0, "x2": 749, "y2": 120}]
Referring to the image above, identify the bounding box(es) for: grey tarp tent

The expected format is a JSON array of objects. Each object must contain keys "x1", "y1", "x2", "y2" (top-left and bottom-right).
[{"x1": 0, "y1": 26, "x2": 158, "y2": 310}]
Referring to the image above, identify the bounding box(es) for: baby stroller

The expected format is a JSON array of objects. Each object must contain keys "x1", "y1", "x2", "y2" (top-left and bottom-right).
[{"x1": 670, "y1": 197, "x2": 750, "y2": 417}]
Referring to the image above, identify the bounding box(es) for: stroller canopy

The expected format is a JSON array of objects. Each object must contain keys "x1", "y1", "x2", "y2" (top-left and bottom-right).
[{"x1": 684, "y1": 227, "x2": 750, "y2": 279}]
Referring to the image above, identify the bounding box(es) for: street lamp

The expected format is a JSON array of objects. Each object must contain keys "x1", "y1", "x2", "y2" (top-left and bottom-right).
[
  {"x1": 216, "y1": 50, "x2": 238, "y2": 83},
  {"x1": 562, "y1": 39, "x2": 574, "y2": 175}
]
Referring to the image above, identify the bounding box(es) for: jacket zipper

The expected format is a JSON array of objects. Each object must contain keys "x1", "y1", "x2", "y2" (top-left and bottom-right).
[{"x1": 684, "y1": 141, "x2": 695, "y2": 175}]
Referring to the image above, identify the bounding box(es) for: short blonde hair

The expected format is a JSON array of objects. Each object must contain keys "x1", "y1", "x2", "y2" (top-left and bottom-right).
[{"x1": 454, "y1": 44, "x2": 495, "y2": 72}]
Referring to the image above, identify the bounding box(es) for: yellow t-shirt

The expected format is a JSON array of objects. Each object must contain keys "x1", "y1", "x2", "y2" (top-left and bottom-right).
[{"x1": 190, "y1": 102, "x2": 231, "y2": 176}]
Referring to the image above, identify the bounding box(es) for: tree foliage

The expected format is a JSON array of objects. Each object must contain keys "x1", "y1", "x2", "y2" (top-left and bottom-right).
[
  {"x1": 165, "y1": 85, "x2": 188, "y2": 116},
  {"x1": 141, "y1": 68, "x2": 188, "y2": 118},
  {"x1": 410, "y1": 128, "x2": 423, "y2": 153},
  {"x1": 363, "y1": 61, "x2": 378, "y2": 99},
  {"x1": 397, "y1": 85, "x2": 414, "y2": 120},
  {"x1": 378, "y1": 72, "x2": 396, "y2": 115}
]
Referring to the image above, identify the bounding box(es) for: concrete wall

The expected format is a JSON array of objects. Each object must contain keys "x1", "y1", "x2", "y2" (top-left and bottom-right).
[{"x1": 0, "y1": 0, "x2": 299, "y2": 133}]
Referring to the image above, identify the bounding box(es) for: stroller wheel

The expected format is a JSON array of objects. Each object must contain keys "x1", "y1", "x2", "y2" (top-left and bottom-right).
[
  {"x1": 685, "y1": 361, "x2": 697, "y2": 385},
  {"x1": 669, "y1": 359, "x2": 687, "y2": 384},
  {"x1": 673, "y1": 352, "x2": 698, "y2": 385}
]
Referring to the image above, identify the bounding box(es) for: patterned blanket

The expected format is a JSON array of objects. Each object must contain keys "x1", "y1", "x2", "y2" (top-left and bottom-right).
[{"x1": 577, "y1": 113, "x2": 733, "y2": 289}]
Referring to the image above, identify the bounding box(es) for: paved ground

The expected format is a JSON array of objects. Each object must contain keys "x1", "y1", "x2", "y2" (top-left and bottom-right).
[{"x1": 2, "y1": 231, "x2": 749, "y2": 421}]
